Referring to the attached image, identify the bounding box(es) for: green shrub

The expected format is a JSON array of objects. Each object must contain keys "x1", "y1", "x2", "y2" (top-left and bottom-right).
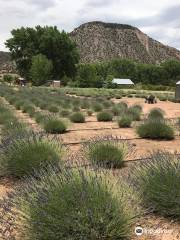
[
  {"x1": 72, "y1": 106, "x2": 81, "y2": 112},
  {"x1": 14, "y1": 100, "x2": 24, "y2": 110},
  {"x1": 0, "y1": 132, "x2": 63, "y2": 177},
  {"x1": 85, "y1": 137, "x2": 129, "y2": 168},
  {"x1": 70, "y1": 112, "x2": 85, "y2": 123},
  {"x1": 127, "y1": 105, "x2": 142, "y2": 121},
  {"x1": 34, "y1": 112, "x2": 45, "y2": 124},
  {"x1": 137, "y1": 120, "x2": 174, "y2": 140},
  {"x1": 87, "y1": 110, "x2": 93, "y2": 116},
  {"x1": 134, "y1": 152, "x2": 180, "y2": 220},
  {"x1": 118, "y1": 115, "x2": 132, "y2": 128},
  {"x1": 3, "y1": 166, "x2": 138, "y2": 239},
  {"x1": 1, "y1": 122, "x2": 27, "y2": 140},
  {"x1": 97, "y1": 111, "x2": 113, "y2": 122},
  {"x1": 92, "y1": 103, "x2": 103, "y2": 112},
  {"x1": 22, "y1": 104, "x2": 35, "y2": 115},
  {"x1": 60, "y1": 110, "x2": 71, "y2": 117},
  {"x1": 39, "y1": 102, "x2": 48, "y2": 110},
  {"x1": 117, "y1": 102, "x2": 128, "y2": 113},
  {"x1": 44, "y1": 118, "x2": 67, "y2": 134},
  {"x1": 148, "y1": 108, "x2": 164, "y2": 120},
  {"x1": 81, "y1": 100, "x2": 90, "y2": 109},
  {"x1": 102, "y1": 100, "x2": 112, "y2": 108},
  {"x1": 47, "y1": 105, "x2": 59, "y2": 113},
  {"x1": 115, "y1": 95, "x2": 122, "y2": 99},
  {"x1": 8, "y1": 96, "x2": 18, "y2": 105},
  {"x1": 0, "y1": 107, "x2": 15, "y2": 125},
  {"x1": 159, "y1": 96, "x2": 167, "y2": 101},
  {"x1": 111, "y1": 106, "x2": 121, "y2": 116}
]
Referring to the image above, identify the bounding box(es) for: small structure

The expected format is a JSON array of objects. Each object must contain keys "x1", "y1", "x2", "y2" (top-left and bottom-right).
[
  {"x1": 112, "y1": 78, "x2": 134, "y2": 86},
  {"x1": 16, "y1": 77, "x2": 26, "y2": 86},
  {"x1": 175, "y1": 81, "x2": 180, "y2": 101},
  {"x1": 52, "y1": 80, "x2": 61, "y2": 88}
]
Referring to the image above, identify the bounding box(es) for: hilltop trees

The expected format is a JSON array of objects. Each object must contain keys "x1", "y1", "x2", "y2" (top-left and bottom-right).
[
  {"x1": 161, "y1": 59, "x2": 180, "y2": 81},
  {"x1": 5, "y1": 26, "x2": 79, "y2": 83}
]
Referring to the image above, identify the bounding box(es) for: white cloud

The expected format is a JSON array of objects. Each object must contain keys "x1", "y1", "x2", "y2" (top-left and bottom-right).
[{"x1": 0, "y1": 0, "x2": 180, "y2": 51}]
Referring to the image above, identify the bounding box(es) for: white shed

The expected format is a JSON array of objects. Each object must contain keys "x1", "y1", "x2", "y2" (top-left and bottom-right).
[
  {"x1": 175, "y1": 81, "x2": 180, "y2": 100},
  {"x1": 52, "y1": 80, "x2": 61, "y2": 87},
  {"x1": 112, "y1": 79, "x2": 134, "y2": 85}
]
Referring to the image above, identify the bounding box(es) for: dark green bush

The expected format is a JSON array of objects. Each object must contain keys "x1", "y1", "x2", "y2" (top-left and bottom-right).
[
  {"x1": 72, "y1": 106, "x2": 81, "y2": 112},
  {"x1": 102, "y1": 100, "x2": 112, "y2": 108},
  {"x1": 39, "y1": 102, "x2": 48, "y2": 110},
  {"x1": 111, "y1": 106, "x2": 121, "y2": 116},
  {"x1": 3, "y1": 166, "x2": 138, "y2": 239},
  {"x1": 34, "y1": 112, "x2": 46, "y2": 124},
  {"x1": 92, "y1": 103, "x2": 103, "y2": 112},
  {"x1": 117, "y1": 102, "x2": 128, "y2": 113},
  {"x1": 0, "y1": 106, "x2": 15, "y2": 125},
  {"x1": 159, "y1": 97, "x2": 167, "y2": 101},
  {"x1": 148, "y1": 108, "x2": 164, "y2": 120},
  {"x1": 60, "y1": 110, "x2": 71, "y2": 117},
  {"x1": 14, "y1": 100, "x2": 24, "y2": 110},
  {"x1": 70, "y1": 112, "x2": 85, "y2": 123},
  {"x1": 1, "y1": 122, "x2": 28, "y2": 140},
  {"x1": 127, "y1": 105, "x2": 142, "y2": 121},
  {"x1": 118, "y1": 115, "x2": 132, "y2": 128},
  {"x1": 47, "y1": 105, "x2": 59, "y2": 113},
  {"x1": 97, "y1": 111, "x2": 113, "y2": 122},
  {"x1": 0, "y1": 132, "x2": 63, "y2": 177},
  {"x1": 81, "y1": 100, "x2": 90, "y2": 109},
  {"x1": 134, "y1": 152, "x2": 180, "y2": 220},
  {"x1": 85, "y1": 137, "x2": 129, "y2": 168},
  {"x1": 137, "y1": 120, "x2": 174, "y2": 140},
  {"x1": 87, "y1": 110, "x2": 93, "y2": 116},
  {"x1": 22, "y1": 104, "x2": 35, "y2": 115},
  {"x1": 8, "y1": 96, "x2": 18, "y2": 105},
  {"x1": 44, "y1": 118, "x2": 67, "y2": 134}
]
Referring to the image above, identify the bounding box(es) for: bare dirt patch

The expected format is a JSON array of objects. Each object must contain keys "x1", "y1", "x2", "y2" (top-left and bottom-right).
[{"x1": 114, "y1": 98, "x2": 180, "y2": 118}]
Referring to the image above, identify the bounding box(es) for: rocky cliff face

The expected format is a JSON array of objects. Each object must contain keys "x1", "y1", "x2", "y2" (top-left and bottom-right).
[{"x1": 70, "y1": 21, "x2": 180, "y2": 64}]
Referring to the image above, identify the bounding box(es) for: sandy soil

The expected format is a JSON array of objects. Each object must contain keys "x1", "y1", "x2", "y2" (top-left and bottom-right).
[
  {"x1": 114, "y1": 98, "x2": 180, "y2": 118},
  {"x1": 0, "y1": 178, "x2": 14, "y2": 199},
  {"x1": 132, "y1": 215, "x2": 180, "y2": 240}
]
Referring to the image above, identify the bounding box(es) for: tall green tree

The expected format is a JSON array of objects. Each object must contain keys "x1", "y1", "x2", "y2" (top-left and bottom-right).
[
  {"x1": 30, "y1": 54, "x2": 53, "y2": 86},
  {"x1": 5, "y1": 26, "x2": 79, "y2": 79},
  {"x1": 76, "y1": 64, "x2": 98, "y2": 87},
  {"x1": 161, "y1": 59, "x2": 180, "y2": 83},
  {"x1": 108, "y1": 59, "x2": 136, "y2": 79}
]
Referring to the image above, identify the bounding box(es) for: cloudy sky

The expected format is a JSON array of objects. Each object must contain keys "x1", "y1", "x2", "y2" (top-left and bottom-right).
[{"x1": 0, "y1": 0, "x2": 180, "y2": 51}]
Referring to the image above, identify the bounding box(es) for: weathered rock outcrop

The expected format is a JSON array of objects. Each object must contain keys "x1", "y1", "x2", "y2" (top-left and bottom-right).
[{"x1": 70, "y1": 21, "x2": 180, "y2": 64}]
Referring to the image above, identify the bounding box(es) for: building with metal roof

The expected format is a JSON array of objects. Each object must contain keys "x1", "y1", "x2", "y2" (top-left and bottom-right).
[
  {"x1": 112, "y1": 78, "x2": 134, "y2": 85},
  {"x1": 175, "y1": 81, "x2": 180, "y2": 101}
]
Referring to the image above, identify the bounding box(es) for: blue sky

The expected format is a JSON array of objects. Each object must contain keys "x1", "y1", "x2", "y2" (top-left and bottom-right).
[{"x1": 0, "y1": 0, "x2": 180, "y2": 51}]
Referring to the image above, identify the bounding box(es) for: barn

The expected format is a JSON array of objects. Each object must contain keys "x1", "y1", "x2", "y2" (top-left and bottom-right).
[
  {"x1": 175, "y1": 81, "x2": 180, "y2": 101},
  {"x1": 112, "y1": 78, "x2": 134, "y2": 86}
]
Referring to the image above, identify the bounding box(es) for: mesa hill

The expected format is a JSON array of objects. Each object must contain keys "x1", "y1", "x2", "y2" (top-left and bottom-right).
[{"x1": 70, "y1": 21, "x2": 180, "y2": 64}]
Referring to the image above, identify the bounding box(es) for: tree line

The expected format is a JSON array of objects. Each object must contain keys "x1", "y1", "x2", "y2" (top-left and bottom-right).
[
  {"x1": 5, "y1": 25, "x2": 180, "y2": 87},
  {"x1": 74, "y1": 59, "x2": 180, "y2": 88}
]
